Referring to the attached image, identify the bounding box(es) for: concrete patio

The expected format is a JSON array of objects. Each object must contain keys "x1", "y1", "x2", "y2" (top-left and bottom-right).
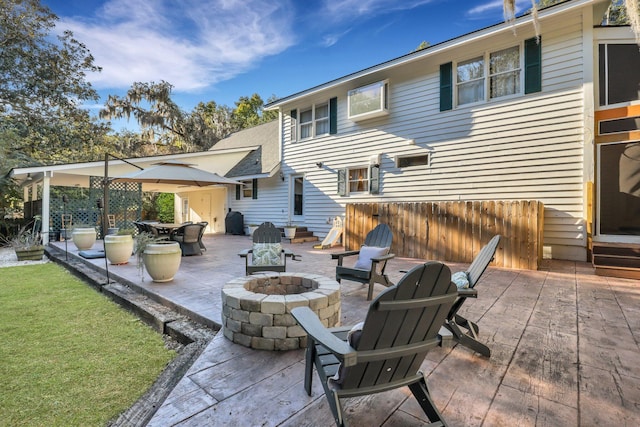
[{"x1": 47, "y1": 233, "x2": 640, "y2": 426}]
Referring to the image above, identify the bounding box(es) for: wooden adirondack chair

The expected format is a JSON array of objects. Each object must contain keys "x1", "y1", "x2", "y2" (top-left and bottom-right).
[
  {"x1": 332, "y1": 223, "x2": 395, "y2": 300},
  {"x1": 292, "y1": 261, "x2": 457, "y2": 427},
  {"x1": 442, "y1": 234, "x2": 501, "y2": 357},
  {"x1": 238, "y1": 222, "x2": 297, "y2": 274}
]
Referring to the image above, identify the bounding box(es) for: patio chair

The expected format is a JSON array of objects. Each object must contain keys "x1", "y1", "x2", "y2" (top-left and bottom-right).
[
  {"x1": 197, "y1": 221, "x2": 208, "y2": 251},
  {"x1": 291, "y1": 261, "x2": 457, "y2": 427},
  {"x1": 332, "y1": 223, "x2": 395, "y2": 300},
  {"x1": 238, "y1": 222, "x2": 296, "y2": 275},
  {"x1": 442, "y1": 234, "x2": 501, "y2": 357},
  {"x1": 170, "y1": 223, "x2": 206, "y2": 256},
  {"x1": 132, "y1": 221, "x2": 146, "y2": 235}
]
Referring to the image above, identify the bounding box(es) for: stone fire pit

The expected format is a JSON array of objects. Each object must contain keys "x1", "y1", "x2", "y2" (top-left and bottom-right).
[{"x1": 221, "y1": 273, "x2": 341, "y2": 351}]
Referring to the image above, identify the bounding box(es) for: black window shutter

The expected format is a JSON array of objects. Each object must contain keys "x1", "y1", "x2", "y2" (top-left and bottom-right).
[
  {"x1": 290, "y1": 109, "x2": 297, "y2": 142},
  {"x1": 337, "y1": 169, "x2": 347, "y2": 196},
  {"x1": 252, "y1": 178, "x2": 258, "y2": 199},
  {"x1": 369, "y1": 164, "x2": 380, "y2": 194},
  {"x1": 440, "y1": 62, "x2": 453, "y2": 111},
  {"x1": 235, "y1": 184, "x2": 240, "y2": 200},
  {"x1": 329, "y1": 97, "x2": 338, "y2": 134},
  {"x1": 524, "y1": 37, "x2": 542, "y2": 94}
]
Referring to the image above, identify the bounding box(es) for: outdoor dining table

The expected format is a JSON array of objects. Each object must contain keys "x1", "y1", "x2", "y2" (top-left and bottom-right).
[{"x1": 152, "y1": 223, "x2": 183, "y2": 235}]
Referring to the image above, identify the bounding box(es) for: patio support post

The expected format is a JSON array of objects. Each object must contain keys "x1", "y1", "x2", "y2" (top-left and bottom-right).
[
  {"x1": 103, "y1": 153, "x2": 110, "y2": 239},
  {"x1": 41, "y1": 172, "x2": 51, "y2": 244}
]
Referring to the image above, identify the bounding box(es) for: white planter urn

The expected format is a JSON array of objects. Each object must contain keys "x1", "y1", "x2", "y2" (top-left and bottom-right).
[
  {"x1": 104, "y1": 234, "x2": 134, "y2": 265},
  {"x1": 143, "y1": 242, "x2": 182, "y2": 282},
  {"x1": 283, "y1": 226, "x2": 296, "y2": 239},
  {"x1": 72, "y1": 227, "x2": 96, "y2": 250},
  {"x1": 247, "y1": 225, "x2": 259, "y2": 236}
]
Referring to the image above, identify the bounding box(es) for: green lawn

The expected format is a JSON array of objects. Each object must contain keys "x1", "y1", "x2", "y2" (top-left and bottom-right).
[{"x1": 0, "y1": 263, "x2": 176, "y2": 426}]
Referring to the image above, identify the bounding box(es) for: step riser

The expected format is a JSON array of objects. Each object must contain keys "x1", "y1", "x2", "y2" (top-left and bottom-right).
[{"x1": 592, "y1": 243, "x2": 640, "y2": 278}]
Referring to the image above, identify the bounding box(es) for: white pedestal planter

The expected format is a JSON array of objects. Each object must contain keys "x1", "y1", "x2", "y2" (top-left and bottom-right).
[
  {"x1": 143, "y1": 242, "x2": 182, "y2": 282},
  {"x1": 247, "y1": 225, "x2": 259, "y2": 237},
  {"x1": 104, "y1": 234, "x2": 134, "y2": 265},
  {"x1": 72, "y1": 228, "x2": 96, "y2": 250},
  {"x1": 283, "y1": 227, "x2": 296, "y2": 239}
]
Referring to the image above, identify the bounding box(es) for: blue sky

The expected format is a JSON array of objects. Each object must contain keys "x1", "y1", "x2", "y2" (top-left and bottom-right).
[{"x1": 41, "y1": 0, "x2": 536, "y2": 131}]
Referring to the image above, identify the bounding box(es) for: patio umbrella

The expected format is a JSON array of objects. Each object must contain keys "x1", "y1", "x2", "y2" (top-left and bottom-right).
[{"x1": 113, "y1": 160, "x2": 241, "y2": 187}]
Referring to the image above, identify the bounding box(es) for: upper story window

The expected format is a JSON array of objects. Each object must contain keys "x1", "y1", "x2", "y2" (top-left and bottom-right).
[
  {"x1": 292, "y1": 97, "x2": 337, "y2": 141},
  {"x1": 457, "y1": 45, "x2": 521, "y2": 106},
  {"x1": 457, "y1": 56, "x2": 485, "y2": 105},
  {"x1": 599, "y1": 43, "x2": 640, "y2": 106},
  {"x1": 315, "y1": 102, "x2": 329, "y2": 135},
  {"x1": 347, "y1": 80, "x2": 389, "y2": 121},
  {"x1": 490, "y1": 46, "x2": 521, "y2": 98},
  {"x1": 442, "y1": 37, "x2": 540, "y2": 111},
  {"x1": 300, "y1": 108, "x2": 313, "y2": 139}
]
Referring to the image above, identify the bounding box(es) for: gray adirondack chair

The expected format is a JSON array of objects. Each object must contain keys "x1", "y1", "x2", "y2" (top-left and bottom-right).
[
  {"x1": 332, "y1": 223, "x2": 395, "y2": 300},
  {"x1": 442, "y1": 234, "x2": 500, "y2": 357},
  {"x1": 238, "y1": 222, "x2": 296, "y2": 274},
  {"x1": 292, "y1": 261, "x2": 457, "y2": 427}
]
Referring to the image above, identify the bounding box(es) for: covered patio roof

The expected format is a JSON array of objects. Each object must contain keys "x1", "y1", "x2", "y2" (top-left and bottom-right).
[{"x1": 9, "y1": 147, "x2": 259, "y2": 193}]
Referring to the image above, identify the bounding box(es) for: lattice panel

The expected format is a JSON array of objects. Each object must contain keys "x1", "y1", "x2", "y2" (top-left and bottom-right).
[{"x1": 48, "y1": 178, "x2": 142, "y2": 239}]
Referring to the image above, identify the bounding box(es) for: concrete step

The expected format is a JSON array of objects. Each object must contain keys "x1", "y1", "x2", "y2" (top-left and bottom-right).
[{"x1": 278, "y1": 227, "x2": 318, "y2": 244}]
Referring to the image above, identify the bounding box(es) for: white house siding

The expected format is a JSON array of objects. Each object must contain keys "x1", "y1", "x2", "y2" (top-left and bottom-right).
[
  {"x1": 279, "y1": 6, "x2": 592, "y2": 261},
  {"x1": 228, "y1": 175, "x2": 290, "y2": 233}
]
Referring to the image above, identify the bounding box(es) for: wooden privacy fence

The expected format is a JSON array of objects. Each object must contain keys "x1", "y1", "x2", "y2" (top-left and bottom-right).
[{"x1": 344, "y1": 201, "x2": 544, "y2": 270}]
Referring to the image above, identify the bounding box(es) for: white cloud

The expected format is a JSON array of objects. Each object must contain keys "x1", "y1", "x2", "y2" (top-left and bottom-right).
[
  {"x1": 466, "y1": 0, "x2": 532, "y2": 18},
  {"x1": 320, "y1": 0, "x2": 436, "y2": 19},
  {"x1": 57, "y1": 0, "x2": 295, "y2": 92},
  {"x1": 310, "y1": 0, "x2": 436, "y2": 46}
]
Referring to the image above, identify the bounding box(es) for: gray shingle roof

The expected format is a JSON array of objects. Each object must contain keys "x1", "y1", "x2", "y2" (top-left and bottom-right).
[{"x1": 211, "y1": 120, "x2": 279, "y2": 177}]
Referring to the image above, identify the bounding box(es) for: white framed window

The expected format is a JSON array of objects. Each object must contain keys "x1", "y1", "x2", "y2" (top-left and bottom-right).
[
  {"x1": 490, "y1": 46, "x2": 521, "y2": 99},
  {"x1": 299, "y1": 103, "x2": 329, "y2": 140},
  {"x1": 348, "y1": 167, "x2": 369, "y2": 194},
  {"x1": 182, "y1": 198, "x2": 189, "y2": 223},
  {"x1": 338, "y1": 164, "x2": 381, "y2": 196},
  {"x1": 299, "y1": 108, "x2": 313, "y2": 140},
  {"x1": 457, "y1": 56, "x2": 484, "y2": 105},
  {"x1": 456, "y1": 44, "x2": 521, "y2": 106},
  {"x1": 315, "y1": 102, "x2": 329, "y2": 135},
  {"x1": 241, "y1": 180, "x2": 253, "y2": 198},
  {"x1": 348, "y1": 80, "x2": 389, "y2": 121}
]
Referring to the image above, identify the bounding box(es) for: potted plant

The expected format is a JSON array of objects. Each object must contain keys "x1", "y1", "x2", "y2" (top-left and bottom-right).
[
  {"x1": 8, "y1": 222, "x2": 44, "y2": 261},
  {"x1": 104, "y1": 228, "x2": 135, "y2": 265},
  {"x1": 134, "y1": 232, "x2": 181, "y2": 282},
  {"x1": 283, "y1": 222, "x2": 296, "y2": 239},
  {"x1": 71, "y1": 225, "x2": 97, "y2": 250}
]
